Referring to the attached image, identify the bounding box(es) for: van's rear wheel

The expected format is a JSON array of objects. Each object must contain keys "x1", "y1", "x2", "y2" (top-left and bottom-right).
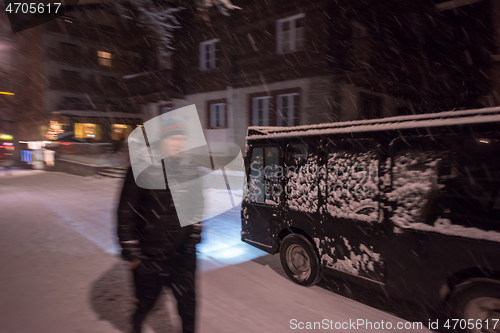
[
  {"x1": 280, "y1": 234, "x2": 320, "y2": 286},
  {"x1": 448, "y1": 280, "x2": 500, "y2": 333}
]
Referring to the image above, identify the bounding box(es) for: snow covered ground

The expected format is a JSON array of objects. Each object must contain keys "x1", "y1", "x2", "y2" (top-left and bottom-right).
[{"x1": 0, "y1": 170, "x2": 432, "y2": 333}]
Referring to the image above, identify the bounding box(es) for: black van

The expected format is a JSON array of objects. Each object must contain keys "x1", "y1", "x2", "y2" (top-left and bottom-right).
[{"x1": 241, "y1": 108, "x2": 500, "y2": 330}]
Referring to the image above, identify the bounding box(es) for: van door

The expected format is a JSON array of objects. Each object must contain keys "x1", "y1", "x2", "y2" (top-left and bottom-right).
[
  {"x1": 282, "y1": 141, "x2": 322, "y2": 243},
  {"x1": 242, "y1": 145, "x2": 282, "y2": 252},
  {"x1": 320, "y1": 139, "x2": 386, "y2": 284},
  {"x1": 384, "y1": 138, "x2": 453, "y2": 301}
]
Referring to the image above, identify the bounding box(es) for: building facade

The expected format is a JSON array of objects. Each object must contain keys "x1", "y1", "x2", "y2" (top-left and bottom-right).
[{"x1": 145, "y1": 0, "x2": 494, "y2": 155}]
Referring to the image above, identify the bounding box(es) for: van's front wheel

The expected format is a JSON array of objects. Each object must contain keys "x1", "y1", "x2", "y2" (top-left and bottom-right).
[{"x1": 280, "y1": 234, "x2": 321, "y2": 286}]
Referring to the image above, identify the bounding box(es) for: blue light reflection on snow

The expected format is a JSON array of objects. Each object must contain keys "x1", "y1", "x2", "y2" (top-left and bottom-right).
[
  {"x1": 197, "y1": 204, "x2": 267, "y2": 271},
  {"x1": 44, "y1": 193, "x2": 266, "y2": 271}
]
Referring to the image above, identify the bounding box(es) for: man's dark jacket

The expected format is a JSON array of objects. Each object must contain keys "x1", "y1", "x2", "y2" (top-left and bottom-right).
[{"x1": 117, "y1": 158, "x2": 203, "y2": 262}]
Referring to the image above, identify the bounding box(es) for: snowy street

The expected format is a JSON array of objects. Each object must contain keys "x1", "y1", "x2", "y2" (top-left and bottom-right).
[{"x1": 0, "y1": 170, "x2": 432, "y2": 333}]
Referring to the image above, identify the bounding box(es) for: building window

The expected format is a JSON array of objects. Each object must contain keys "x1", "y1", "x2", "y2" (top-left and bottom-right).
[
  {"x1": 74, "y1": 123, "x2": 101, "y2": 140},
  {"x1": 252, "y1": 96, "x2": 271, "y2": 126},
  {"x1": 359, "y1": 92, "x2": 382, "y2": 119},
  {"x1": 276, "y1": 14, "x2": 305, "y2": 54},
  {"x1": 112, "y1": 124, "x2": 131, "y2": 140},
  {"x1": 209, "y1": 103, "x2": 226, "y2": 129},
  {"x1": 200, "y1": 39, "x2": 219, "y2": 70},
  {"x1": 97, "y1": 51, "x2": 112, "y2": 67},
  {"x1": 277, "y1": 93, "x2": 299, "y2": 127}
]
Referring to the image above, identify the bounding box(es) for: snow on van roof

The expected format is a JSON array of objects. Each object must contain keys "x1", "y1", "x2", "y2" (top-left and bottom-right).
[{"x1": 247, "y1": 106, "x2": 500, "y2": 140}]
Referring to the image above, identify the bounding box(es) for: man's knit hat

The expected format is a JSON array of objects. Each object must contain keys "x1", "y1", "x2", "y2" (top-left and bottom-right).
[{"x1": 160, "y1": 119, "x2": 186, "y2": 139}]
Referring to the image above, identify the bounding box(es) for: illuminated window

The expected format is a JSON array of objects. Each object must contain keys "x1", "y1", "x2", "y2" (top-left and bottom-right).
[
  {"x1": 112, "y1": 124, "x2": 131, "y2": 140},
  {"x1": 74, "y1": 123, "x2": 101, "y2": 140},
  {"x1": 97, "y1": 51, "x2": 112, "y2": 67}
]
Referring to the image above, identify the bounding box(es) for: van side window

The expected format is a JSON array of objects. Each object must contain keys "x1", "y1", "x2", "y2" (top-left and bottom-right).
[
  {"x1": 247, "y1": 146, "x2": 281, "y2": 205},
  {"x1": 442, "y1": 138, "x2": 500, "y2": 229},
  {"x1": 264, "y1": 147, "x2": 281, "y2": 205},
  {"x1": 248, "y1": 147, "x2": 264, "y2": 203},
  {"x1": 326, "y1": 145, "x2": 379, "y2": 222},
  {"x1": 286, "y1": 143, "x2": 319, "y2": 213},
  {"x1": 390, "y1": 141, "x2": 447, "y2": 227}
]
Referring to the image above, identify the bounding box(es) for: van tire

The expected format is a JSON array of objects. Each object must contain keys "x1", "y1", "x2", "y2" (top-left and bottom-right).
[
  {"x1": 280, "y1": 234, "x2": 321, "y2": 287},
  {"x1": 447, "y1": 279, "x2": 500, "y2": 333}
]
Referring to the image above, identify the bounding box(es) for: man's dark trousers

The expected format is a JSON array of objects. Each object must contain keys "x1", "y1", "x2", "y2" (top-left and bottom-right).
[{"x1": 131, "y1": 244, "x2": 197, "y2": 333}]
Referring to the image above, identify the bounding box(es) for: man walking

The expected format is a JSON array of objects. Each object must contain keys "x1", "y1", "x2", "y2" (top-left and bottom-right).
[{"x1": 117, "y1": 119, "x2": 204, "y2": 333}]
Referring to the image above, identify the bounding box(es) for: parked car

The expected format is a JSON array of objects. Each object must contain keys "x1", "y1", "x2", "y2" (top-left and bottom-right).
[{"x1": 241, "y1": 107, "x2": 500, "y2": 330}]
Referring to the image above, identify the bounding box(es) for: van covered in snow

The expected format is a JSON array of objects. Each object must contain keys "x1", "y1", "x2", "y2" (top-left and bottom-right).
[{"x1": 241, "y1": 107, "x2": 500, "y2": 327}]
